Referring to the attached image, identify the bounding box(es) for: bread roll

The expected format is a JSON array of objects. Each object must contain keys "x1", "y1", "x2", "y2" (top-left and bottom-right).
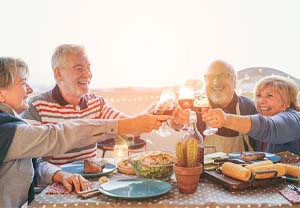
[
  {"x1": 245, "y1": 160, "x2": 273, "y2": 172},
  {"x1": 283, "y1": 163, "x2": 300, "y2": 178},
  {"x1": 249, "y1": 163, "x2": 285, "y2": 179},
  {"x1": 221, "y1": 162, "x2": 251, "y2": 182}
]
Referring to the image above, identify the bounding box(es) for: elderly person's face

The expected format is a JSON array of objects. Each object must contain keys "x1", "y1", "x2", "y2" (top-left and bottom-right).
[
  {"x1": 255, "y1": 86, "x2": 288, "y2": 116},
  {"x1": 0, "y1": 73, "x2": 33, "y2": 113},
  {"x1": 55, "y1": 52, "x2": 92, "y2": 99},
  {"x1": 205, "y1": 62, "x2": 235, "y2": 107}
]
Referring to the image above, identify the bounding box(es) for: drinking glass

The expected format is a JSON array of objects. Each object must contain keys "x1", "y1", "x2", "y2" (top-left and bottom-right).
[
  {"x1": 194, "y1": 95, "x2": 218, "y2": 136},
  {"x1": 178, "y1": 86, "x2": 194, "y2": 110},
  {"x1": 153, "y1": 90, "x2": 176, "y2": 137},
  {"x1": 178, "y1": 86, "x2": 194, "y2": 130}
]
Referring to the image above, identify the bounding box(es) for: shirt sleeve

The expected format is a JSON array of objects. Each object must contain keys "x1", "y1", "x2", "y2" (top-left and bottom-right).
[
  {"x1": 36, "y1": 158, "x2": 62, "y2": 185},
  {"x1": 4, "y1": 119, "x2": 118, "y2": 162},
  {"x1": 249, "y1": 110, "x2": 300, "y2": 144}
]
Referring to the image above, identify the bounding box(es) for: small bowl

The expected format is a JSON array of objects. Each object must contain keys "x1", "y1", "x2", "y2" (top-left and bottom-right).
[{"x1": 129, "y1": 151, "x2": 176, "y2": 180}]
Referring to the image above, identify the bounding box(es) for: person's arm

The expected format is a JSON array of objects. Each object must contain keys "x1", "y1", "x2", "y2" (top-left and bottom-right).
[
  {"x1": 248, "y1": 111, "x2": 300, "y2": 144},
  {"x1": 36, "y1": 158, "x2": 92, "y2": 193},
  {"x1": 35, "y1": 158, "x2": 61, "y2": 184},
  {"x1": 203, "y1": 108, "x2": 252, "y2": 134},
  {"x1": 205, "y1": 108, "x2": 300, "y2": 144},
  {"x1": 4, "y1": 114, "x2": 167, "y2": 162},
  {"x1": 223, "y1": 114, "x2": 252, "y2": 134}
]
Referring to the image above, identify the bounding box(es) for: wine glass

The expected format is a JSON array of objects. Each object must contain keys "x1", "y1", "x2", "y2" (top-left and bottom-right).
[
  {"x1": 194, "y1": 94, "x2": 218, "y2": 136},
  {"x1": 178, "y1": 86, "x2": 194, "y2": 130},
  {"x1": 152, "y1": 90, "x2": 176, "y2": 137}
]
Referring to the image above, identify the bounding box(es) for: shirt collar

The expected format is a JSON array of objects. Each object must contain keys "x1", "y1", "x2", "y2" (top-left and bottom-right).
[{"x1": 51, "y1": 85, "x2": 88, "y2": 110}]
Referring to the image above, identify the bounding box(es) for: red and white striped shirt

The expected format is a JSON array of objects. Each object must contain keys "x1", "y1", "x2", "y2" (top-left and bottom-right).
[{"x1": 22, "y1": 85, "x2": 126, "y2": 165}]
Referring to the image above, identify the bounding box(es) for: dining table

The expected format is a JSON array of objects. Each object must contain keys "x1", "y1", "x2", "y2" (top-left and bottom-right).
[{"x1": 28, "y1": 158, "x2": 300, "y2": 208}]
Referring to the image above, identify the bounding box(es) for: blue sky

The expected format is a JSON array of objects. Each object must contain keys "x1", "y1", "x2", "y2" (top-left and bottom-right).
[{"x1": 2, "y1": 0, "x2": 300, "y2": 89}]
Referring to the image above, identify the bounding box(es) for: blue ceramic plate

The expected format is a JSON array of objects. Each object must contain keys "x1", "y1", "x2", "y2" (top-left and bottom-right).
[
  {"x1": 98, "y1": 178, "x2": 172, "y2": 199},
  {"x1": 60, "y1": 161, "x2": 116, "y2": 178},
  {"x1": 228, "y1": 152, "x2": 281, "y2": 163}
]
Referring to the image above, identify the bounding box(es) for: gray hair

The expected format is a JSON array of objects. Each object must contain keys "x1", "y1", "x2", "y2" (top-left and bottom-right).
[
  {"x1": 255, "y1": 75, "x2": 300, "y2": 111},
  {"x1": 51, "y1": 44, "x2": 86, "y2": 70},
  {"x1": 0, "y1": 57, "x2": 29, "y2": 88}
]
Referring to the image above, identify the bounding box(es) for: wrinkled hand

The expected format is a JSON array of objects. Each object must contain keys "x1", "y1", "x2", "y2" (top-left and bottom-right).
[
  {"x1": 53, "y1": 171, "x2": 91, "y2": 193},
  {"x1": 202, "y1": 108, "x2": 226, "y2": 128}
]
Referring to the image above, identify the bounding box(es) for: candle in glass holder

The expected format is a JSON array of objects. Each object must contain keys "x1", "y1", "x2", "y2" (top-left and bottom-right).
[{"x1": 113, "y1": 144, "x2": 128, "y2": 163}]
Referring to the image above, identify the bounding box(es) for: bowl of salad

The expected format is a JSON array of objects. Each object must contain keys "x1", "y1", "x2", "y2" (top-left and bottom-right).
[{"x1": 129, "y1": 151, "x2": 176, "y2": 180}]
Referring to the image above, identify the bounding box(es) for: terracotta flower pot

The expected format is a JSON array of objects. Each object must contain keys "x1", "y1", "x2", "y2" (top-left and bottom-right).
[{"x1": 174, "y1": 163, "x2": 203, "y2": 194}]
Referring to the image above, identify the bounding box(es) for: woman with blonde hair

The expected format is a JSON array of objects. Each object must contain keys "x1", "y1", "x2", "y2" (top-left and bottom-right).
[{"x1": 203, "y1": 75, "x2": 300, "y2": 154}]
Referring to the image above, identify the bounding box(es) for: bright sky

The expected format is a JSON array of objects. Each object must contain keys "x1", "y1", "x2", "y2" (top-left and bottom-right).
[{"x1": 1, "y1": 0, "x2": 300, "y2": 90}]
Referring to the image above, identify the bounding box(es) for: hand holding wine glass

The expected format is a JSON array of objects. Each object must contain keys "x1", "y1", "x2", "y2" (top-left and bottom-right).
[
  {"x1": 194, "y1": 94, "x2": 218, "y2": 136},
  {"x1": 152, "y1": 90, "x2": 176, "y2": 137}
]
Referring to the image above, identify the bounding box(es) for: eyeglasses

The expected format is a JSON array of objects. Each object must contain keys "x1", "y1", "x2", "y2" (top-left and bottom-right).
[{"x1": 204, "y1": 73, "x2": 232, "y2": 81}]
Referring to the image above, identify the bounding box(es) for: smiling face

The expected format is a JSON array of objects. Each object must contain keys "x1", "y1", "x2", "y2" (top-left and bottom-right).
[
  {"x1": 0, "y1": 71, "x2": 33, "y2": 113},
  {"x1": 55, "y1": 51, "x2": 92, "y2": 105},
  {"x1": 205, "y1": 61, "x2": 236, "y2": 108},
  {"x1": 255, "y1": 85, "x2": 289, "y2": 117}
]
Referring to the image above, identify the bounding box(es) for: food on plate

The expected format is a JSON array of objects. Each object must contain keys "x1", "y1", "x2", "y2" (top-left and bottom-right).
[
  {"x1": 245, "y1": 160, "x2": 273, "y2": 171},
  {"x1": 84, "y1": 158, "x2": 105, "y2": 174},
  {"x1": 117, "y1": 159, "x2": 135, "y2": 175},
  {"x1": 204, "y1": 163, "x2": 218, "y2": 171},
  {"x1": 240, "y1": 152, "x2": 265, "y2": 161},
  {"x1": 205, "y1": 152, "x2": 227, "y2": 159},
  {"x1": 282, "y1": 163, "x2": 300, "y2": 178},
  {"x1": 276, "y1": 151, "x2": 300, "y2": 164},
  {"x1": 204, "y1": 152, "x2": 227, "y2": 170},
  {"x1": 98, "y1": 176, "x2": 109, "y2": 184},
  {"x1": 246, "y1": 163, "x2": 285, "y2": 179},
  {"x1": 139, "y1": 152, "x2": 176, "y2": 166},
  {"x1": 130, "y1": 151, "x2": 176, "y2": 180},
  {"x1": 221, "y1": 162, "x2": 251, "y2": 182}
]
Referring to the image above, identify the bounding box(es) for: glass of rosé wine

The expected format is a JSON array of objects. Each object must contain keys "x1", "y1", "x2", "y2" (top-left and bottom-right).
[
  {"x1": 193, "y1": 95, "x2": 218, "y2": 136},
  {"x1": 152, "y1": 90, "x2": 176, "y2": 137},
  {"x1": 177, "y1": 86, "x2": 194, "y2": 130}
]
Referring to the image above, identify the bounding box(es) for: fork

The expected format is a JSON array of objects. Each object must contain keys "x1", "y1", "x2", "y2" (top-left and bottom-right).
[{"x1": 288, "y1": 184, "x2": 300, "y2": 194}]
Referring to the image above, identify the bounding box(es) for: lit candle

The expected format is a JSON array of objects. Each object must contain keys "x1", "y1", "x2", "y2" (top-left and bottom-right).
[{"x1": 113, "y1": 144, "x2": 128, "y2": 163}]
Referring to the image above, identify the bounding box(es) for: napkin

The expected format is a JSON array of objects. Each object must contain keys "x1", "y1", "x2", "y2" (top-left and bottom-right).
[
  {"x1": 279, "y1": 188, "x2": 300, "y2": 204},
  {"x1": 46, "y1": 181, "x2": 97, "y2": 195}
]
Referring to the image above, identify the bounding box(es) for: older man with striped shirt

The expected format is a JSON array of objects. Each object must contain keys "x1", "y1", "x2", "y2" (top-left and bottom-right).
[{"x1": 21, "y1": 44, "x2": 130, "y2": 192}]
